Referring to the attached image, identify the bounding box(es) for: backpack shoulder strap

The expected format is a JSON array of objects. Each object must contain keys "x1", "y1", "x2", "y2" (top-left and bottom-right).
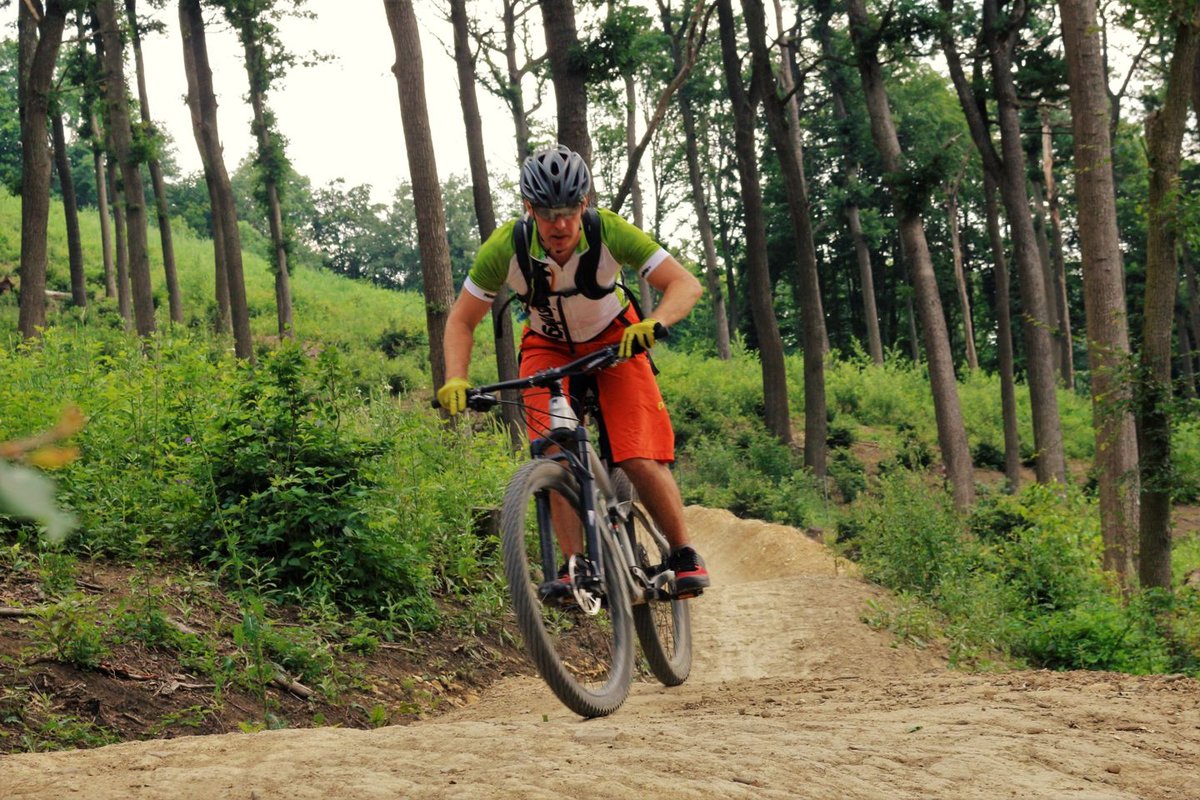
[
  {"x1": 512, "y1": 216, "x2": 534, "y2": 300},
  {"x1": 573, "y1": 208, "x2": 609, "y2": 300}
]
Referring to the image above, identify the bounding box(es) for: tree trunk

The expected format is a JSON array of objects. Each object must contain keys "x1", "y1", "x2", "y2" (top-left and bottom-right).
[
  {"x1": 985, "y1": 171, "x2": 1022, "y2": 490},
  {"x1": 1137, "y1": 15, "x2": 1199, "y2": 591},
  {"x1": 660, "y1": 0, "x2": 731, "y2": 359},
  {"x1": 51, "y1": 107, "x2": 86, "y2": 308},
  {"x1": 502, "y1": 0, "x2": 532, "y2": 163},
  {"x1": 814, "y1": 0, "x2": 883, "y2": 362},
  {"x1": 384, "y1": 0, "x2": 456, "y2": 389},
  {"x1": 1029, "y1": 174, "x2": 1063, "y2": 377},
  {"x1": 1184, "y1": 247, "x2": 1200, "y2": 375},
  {"x1": 678, "y1": 82, "x2": 731, "y2": 360},
  {"x1": 773, "y1": 0, "x2": 829, "y2": 356},
  {"x1": 450, "y1": 0, "x2": 521, "y2": 446},
  {"x1": 946, "y1": 170, "x2": 978, "y2": 370},
  {"x1": 126, "y1": 0, "x2": 182, "y2": 324},
  {"x1": 243, "y1": 59, "x2": 294, "y2": 339},
  {"x1": 1042, "y1": 107, "x2": 1074, "y2": 388},
  {"x1": 625, "y1": 75, "x2": 655, "y2": 315},
  {"x1": 1180, "y1": 309, "x2": 1197, "y2": 400},
  {"x1": 985, "y1": 0, "x2": 1066, "y2": 484},
  {"x1": 106, "y1": 153, "x2": 132, "y2": 327},
  {"x1": 743, "y1": 0, "x2": 825, "y2": 473},
  {"x1": 179, "y1": 0, "x2": 253, "y2": 360},
  {"x1": 941, "y1": 0, "x2": 1066, "y2": 484},
  {"x1": 93, "y1": 130, "x2": 116, "y2": 299},
  {"x1": 1058, "y1": 0, "x2": 1140, "y2": 586},
  {"x1": 848, "y1": 0, "x2": 974, "y2": 508},
  {"x1": 539, "y1": 0, "x2": 592, "y2": 167},
  {"x1": 16, "y1": 0, "x2": 67, "y2": 340},
  {"x1": 717, "y1": 0, "x2": 792, "y2": 443},
  {"x1": 96, "y1": 0, "x2": 156, "y2": 338}
]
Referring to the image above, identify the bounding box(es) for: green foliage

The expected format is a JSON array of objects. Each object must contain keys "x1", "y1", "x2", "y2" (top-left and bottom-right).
[
  {"x1": 31, "y1": 597, "x2": 109, "y2": 669},
  {"x1": 844, "y1": 476, "x2": 1198, "y2": 676},
  {"x1": 1, "y1": 687, "x2": 120, "y2": 752},
  {"x1": 828, "y1": 448, "x2": 867, "y2": 503},
  {"x1": 195, "y1": 342, "x2": 426, "y2": 616}
]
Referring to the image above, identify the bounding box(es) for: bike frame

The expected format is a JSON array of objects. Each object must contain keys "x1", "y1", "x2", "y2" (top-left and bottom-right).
[{"x1": 451, "y1": 343, "x2": 669, "y2": 608}]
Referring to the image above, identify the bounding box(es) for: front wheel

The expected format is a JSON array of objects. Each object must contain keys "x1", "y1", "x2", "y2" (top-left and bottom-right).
[{"x1": 500, "y1": 459, "x2": 634, "y2": 717}]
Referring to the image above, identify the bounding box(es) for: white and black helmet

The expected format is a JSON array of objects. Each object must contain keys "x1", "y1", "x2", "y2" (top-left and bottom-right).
[{"x1": 519, "y1": 144, "x2": 591, "y2": 207}]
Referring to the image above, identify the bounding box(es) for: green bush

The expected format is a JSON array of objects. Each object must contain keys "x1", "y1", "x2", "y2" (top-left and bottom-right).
[
  {"x1": 192, "y1": 342, "x2": 427, "y2": 616},
  {"x1": 844, "y1": 475, "x2": 1191, "y2": 674},
  {"x1": 828, "y1": 448, "x2": 867, "y2": 502}
]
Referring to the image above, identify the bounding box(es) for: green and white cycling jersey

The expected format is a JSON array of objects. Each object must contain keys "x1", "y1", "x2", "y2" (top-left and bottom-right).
[{"x1": 464, "y1": 208, "x2": 669, "y2": 343}]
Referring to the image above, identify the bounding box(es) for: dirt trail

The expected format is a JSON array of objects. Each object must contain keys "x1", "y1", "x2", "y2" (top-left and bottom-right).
[{"x1": 4, "y1": 507, "x2": 1198, "y2": 799}]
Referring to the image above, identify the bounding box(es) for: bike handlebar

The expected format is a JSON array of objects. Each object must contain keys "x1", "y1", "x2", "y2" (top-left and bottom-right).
[{"x1": 432, "y1": 322, "x2": 668, "y2": 411}]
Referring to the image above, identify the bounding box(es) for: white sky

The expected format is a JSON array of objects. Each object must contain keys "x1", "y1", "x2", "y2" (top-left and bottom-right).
[{"x1": 137, "y1": 2, "x2": 524, "y2": 204}]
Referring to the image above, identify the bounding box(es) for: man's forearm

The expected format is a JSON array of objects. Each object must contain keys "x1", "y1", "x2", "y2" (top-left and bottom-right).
[
  {"x1": 650, "y1": 276, "x2": 703, "y2": 328},
  {"x1": 443, "y1": 318, "x2": 476, "y2": 381}
]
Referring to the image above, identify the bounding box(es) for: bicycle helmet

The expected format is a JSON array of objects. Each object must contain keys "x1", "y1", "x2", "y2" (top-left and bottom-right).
[{"x1": 520, "y1": 144, "x2": 591, "y2": 207}]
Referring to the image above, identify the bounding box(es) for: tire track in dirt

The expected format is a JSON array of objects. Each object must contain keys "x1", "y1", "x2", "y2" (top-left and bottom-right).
[{"x1": 3, "y1": 506, "x2": 1198, "y2": 799}]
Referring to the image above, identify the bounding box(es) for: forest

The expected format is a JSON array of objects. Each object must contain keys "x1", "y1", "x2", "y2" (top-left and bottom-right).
[{"x1": 1, "y1": 0, "x2": 1199, "y2": 749}]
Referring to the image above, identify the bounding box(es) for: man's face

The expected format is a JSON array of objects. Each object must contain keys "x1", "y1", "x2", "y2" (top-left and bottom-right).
[{"x1": 525, "y1": 198, "x2": 588, "y2": 264}]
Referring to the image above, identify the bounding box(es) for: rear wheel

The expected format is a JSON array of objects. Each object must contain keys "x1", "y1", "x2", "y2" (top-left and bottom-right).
[
  {"x1": 612, "y1": 469, "x2": 692, "y2": 686},
  {"x1": 628, "y1": 503, "x2": 692, "y2": 685},
  {"x1": 500, "y1": 459, "x2": 634, "y2": 717}
]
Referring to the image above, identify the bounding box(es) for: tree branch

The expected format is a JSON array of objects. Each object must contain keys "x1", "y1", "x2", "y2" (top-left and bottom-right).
[{"x1": 611, "y1": 0, "x2": 713, "y2": 214}]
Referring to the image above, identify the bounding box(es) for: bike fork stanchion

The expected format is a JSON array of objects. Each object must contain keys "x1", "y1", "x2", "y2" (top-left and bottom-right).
[{"x1": 534, "y1": 490, "x2": 557, "y2": 581}]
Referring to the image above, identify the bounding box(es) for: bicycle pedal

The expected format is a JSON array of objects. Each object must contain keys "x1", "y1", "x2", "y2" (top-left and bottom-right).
[{"x1": 673, "y1": 588, "x2": 704, "y2": 600}]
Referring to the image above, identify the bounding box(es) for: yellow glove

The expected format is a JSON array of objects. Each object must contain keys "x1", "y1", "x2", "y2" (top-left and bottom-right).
[
  {"x1": 619, "y1": 318, "x2": 660, "y2": 359},
  {"x1": 436, "y1": 378, "x2": 471, "y2": 415}
]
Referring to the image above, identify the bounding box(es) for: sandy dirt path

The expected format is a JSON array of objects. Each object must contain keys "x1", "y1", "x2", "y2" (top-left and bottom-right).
[{"x1": 3, "y1": 506, "x2": 1198, "y2": 799}]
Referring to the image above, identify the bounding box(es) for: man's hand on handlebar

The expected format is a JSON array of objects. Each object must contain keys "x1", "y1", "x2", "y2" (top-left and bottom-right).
[
  {"x1": 435, "y1": 377, "x2": 471, "y2": 415},
  {"x1": 618, "y1": 319, "x2": 668, "y2": 359}
]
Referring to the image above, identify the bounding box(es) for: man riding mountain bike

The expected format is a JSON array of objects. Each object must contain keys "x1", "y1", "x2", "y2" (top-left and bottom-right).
[{"x1": 437, "y1": 143, "x2": 710, "y2": 601}]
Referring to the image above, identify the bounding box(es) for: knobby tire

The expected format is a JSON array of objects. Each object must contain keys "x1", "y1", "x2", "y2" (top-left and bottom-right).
[{"x1": 500, "y1": 459, "x2": 634, "y2": 717}]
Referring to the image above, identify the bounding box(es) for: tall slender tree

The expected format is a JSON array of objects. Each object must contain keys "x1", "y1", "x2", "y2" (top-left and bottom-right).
[
  {"x1": 471, "y1": 0, "x2": 542, "y2": 164},
  {"x1": 716, "y1": 0, "x2": 791, "y2": 443},
  {"x1": 449, "y1": 0, "x2": 521, "y2": 445},
  {"x1": 96, "y1": 0, "x2": 155, "y2": 337},
  {"x1": 50, "y1": 103, "x2": 86, "y2": 307},
  {"x1": 1137, "y1": 11, "x2": 1199, "y2": 590},
  {"x1": 539, "y1": 0, "x2": 593, "y2": 165},
  {"x1": 383, "y1": 0, "x2": 455, "y2": 388},
  {"x1": 659, "y1": 0, "x2": 731, "y2": 359},
  {"x1": 125, "y1": 0, "x2": 182, "y2": 324},
  {"x1": 1041, "y1": 106, "x2": 1073, "y2": 387},
  {"x1": 1058, "y1": 0, "x2": 1139, "y2": 584},
  {"x1": 847, "y1": 0, "x2": 975, "y2": 507},
  {"x1": 984, "y1": 171, "x2": 1022, "y2": 489},
  {"x1": 945, "y1": 164, "x2": 978, "y2": 370},
  {"x1": 813, "y1": 0, "x2": 882, "y2": 364},
  {"x1": 105, "y1": 146, "x2": 131, "y2": 325},
  {"x1": 940, "y1": 0, "x2": 1066, "y2": 485},
  {"x1": 218, "y1": 0, "x2": 296, "y2": 338},
  {"x1": 16, "y1": 0, "x2": 68, "y2": 340},
  {"x1": 179, "y1": 0, "x2": 253, "y2": 360},
  {"x1": 743, "y1": 0, "x2": 826, "y2": 474}
]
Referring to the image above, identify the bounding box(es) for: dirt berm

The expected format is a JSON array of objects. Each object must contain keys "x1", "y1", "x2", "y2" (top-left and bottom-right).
[{"x1": 4, "y1": 506, "x2": 1198, "y2": 799}]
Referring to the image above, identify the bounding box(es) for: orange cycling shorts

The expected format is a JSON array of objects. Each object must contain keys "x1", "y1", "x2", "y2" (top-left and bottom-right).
[{"x1": 518, "y1": 306, "x2": 675, "y2": 464}]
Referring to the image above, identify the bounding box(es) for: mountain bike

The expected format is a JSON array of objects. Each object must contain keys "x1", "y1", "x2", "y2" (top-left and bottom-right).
[{"x1": 435, "y1": 339, "x2": 694, "y2": 717}]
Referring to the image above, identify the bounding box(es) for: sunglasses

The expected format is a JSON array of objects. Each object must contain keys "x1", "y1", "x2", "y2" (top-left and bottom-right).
[{"x1": 531, "y1": 204, "x2": 583, "y2": 223}]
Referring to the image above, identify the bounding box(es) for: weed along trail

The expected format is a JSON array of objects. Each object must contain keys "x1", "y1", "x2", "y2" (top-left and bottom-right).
[{"x1": 4, "y1": 506, "x2": 1199, "y2": 800}]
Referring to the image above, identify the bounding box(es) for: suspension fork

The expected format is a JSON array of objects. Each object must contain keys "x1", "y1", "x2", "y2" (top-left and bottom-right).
[{"x1": 530, "y1": 426, "x2": 605, "y2": 587}]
